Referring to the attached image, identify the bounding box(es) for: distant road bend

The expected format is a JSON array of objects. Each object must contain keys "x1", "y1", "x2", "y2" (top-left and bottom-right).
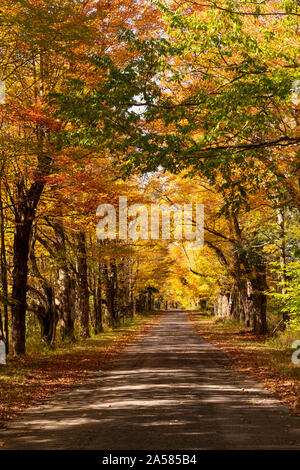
[{"x1": 2, "y1": 310, "x2": 300, "y2": 450}]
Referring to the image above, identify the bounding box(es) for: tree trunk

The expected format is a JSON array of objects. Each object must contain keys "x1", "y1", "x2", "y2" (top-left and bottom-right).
[
  {"x1": 76, "y1": 232, "x2": 90, "y2": 338},
  {"x1": 34, "y1": 286, "x2": 58, "y2": 345},
  {"x1": 132, "y1": 296, "x2": 136, "y2": 317},
  {"x1": 103, "y1": 261, "x2": 118, "y2": 327},
  {"x1": 0, "y1": 306, "x2": 4, "y2": 341},
  {"x1": 238, "y1": 276, "x2": 268, "y2": 334},
  {"x1": 239, "y1": 283, "x2": 252, "y2": 327},
  {"x1": 53, "y1": 220, "x2": 76, "y2": 342},
  {"x1": 277, "y1": 207, "x2": 288, "y2": 323},
  {"x1": 42, "y1": 287, "x2": 57, "y2": 345},
  {"x1": 0, "y1": 174, "x2": 8, "y2": 353},
  {"x1": 11, "y1": 210, "x2": 33, "y2": 355},
  {"x1": 230, "y1": 213, "x2": 268, "y2": 334},
  {"x1": 249, "y1": 268, "x2": 268, "y2": 335},
  {"x1": 147, "y1": 290, "x2": 152, "y2": 311},
  {"x1": 94, "y1": 279, "x2": 103, "y2": 334},
  {"x1": 92, "y1": 247, "x2": 103, "y2": 334},
  {"x1": 106, "y1": 284, "x2": 117, "y2": 326},
  {"x1": 58, "y1": 268, "x2": 76, "y2": 341},
  {"x1": 11, "y1": 146, "x2": 52, "y2": 354},
  {"x1": 29, "y1": 234, "x2": 58, "y2": 346},
  {"x1": 215, "y1": 290, "x2": 231, "y2": 318}
]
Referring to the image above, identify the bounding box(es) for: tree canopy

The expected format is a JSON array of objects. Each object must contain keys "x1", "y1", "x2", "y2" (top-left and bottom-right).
[{"x1": 0, "y1": 0, "x2": 299, "y2": 356}]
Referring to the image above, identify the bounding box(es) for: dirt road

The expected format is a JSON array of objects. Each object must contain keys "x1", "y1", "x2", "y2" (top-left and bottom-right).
[{"x1": 1, "y1": 311, "x2": 300, "y2": 449}]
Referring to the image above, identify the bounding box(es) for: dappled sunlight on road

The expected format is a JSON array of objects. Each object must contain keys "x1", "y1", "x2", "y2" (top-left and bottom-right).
[{"x1": 2, "y1": 311, "x2": 300, "y2": 450}]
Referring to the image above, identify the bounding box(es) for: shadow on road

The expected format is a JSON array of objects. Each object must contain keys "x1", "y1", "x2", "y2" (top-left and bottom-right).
[{"x1": 1, "y1": 311, "x2": 300, "y2": 449}]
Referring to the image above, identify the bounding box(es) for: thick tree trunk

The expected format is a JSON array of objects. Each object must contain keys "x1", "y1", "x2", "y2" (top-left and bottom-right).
[
  {"x1": 231, "y1": 289, "x2": 240, "y2": 321},
  {"x1": 215, "y1": 290, "x2": 231, "y2": 318},
  {"x1": 239, "y1": 283, "x2": 252, "y2": 327},
  {"x1": 230, "y1": 213, "x2": 268, "y2": 334},
  {"x1": 238, "y1": 276, "x2": 268, "y2": 334},
  {"x1": 11, "y1": 146, "x2": 51, "y2": 355},
  {"x1": 53, "y1": 220, "x2": 76, "y2": 342},
  {"x1": 103, "y1": 261, "x2": 119, "y2": 327},
  {"x1": 9, "y1": 53, "x2": 53, "y2": 355},
  {"x1": 0, "y1": 307, "x2": 3, "y2": 341},
  {"x1": 34, "y1": 287, "x2": 58, "y2": 345},
  {"x1": 29, "y1": 235, "x2": 58, "y2": 346},
  {"x1": 0, "y1": 175, "x2": 8, "y2": 353},
  {"x1": 249, "y1": 268, "x2": 268, "y2": 335},
  {"x1": 58, "y1": 269, "x2": 76, "y2": 341},
  {"x1": 11, "y1": 214, "x2": 33, "y2": 355},
  {"x1": 76, "y1": 232, "x2": 90, "y2": 338},
  {"x1": 42, "y1": 287, "x2": 57, "y2": 345}
]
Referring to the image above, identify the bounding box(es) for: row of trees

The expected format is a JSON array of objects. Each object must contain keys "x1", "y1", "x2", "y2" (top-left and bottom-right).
[
  {"x1": 53, "y1": 1, "x2": 299, "y2": 334},
  {"x1": 0, "y1": 1, "x2": 299, "y2": 356},
  {"x1": 0, "y1": 0, "x2": 169, "y2": 355},
  {"x1": 156, "y1": 173, "x2": 299, "y2": 335}
]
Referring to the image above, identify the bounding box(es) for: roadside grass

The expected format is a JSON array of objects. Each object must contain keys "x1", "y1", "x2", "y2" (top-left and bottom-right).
[
  {"x1": 0, "y1": 311, "x2": 161, "y2": 422},
  {"x1": 189, "y1": 311, "x2": 300, "y2": 415}
]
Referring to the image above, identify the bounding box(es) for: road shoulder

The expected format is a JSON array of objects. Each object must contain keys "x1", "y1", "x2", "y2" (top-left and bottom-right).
[
  {"x1": 188, "y1": 311, "x2": 300, "y2": 416},
  {"x1": 0, "y1": 311, "x2": 161, "y2": 424}
]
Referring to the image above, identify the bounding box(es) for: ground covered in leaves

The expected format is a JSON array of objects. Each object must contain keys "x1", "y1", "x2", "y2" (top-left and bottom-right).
[
  {"x1": 189, "y1": 312, "x2": 300, "y2": 416},
  {"x1": 0, "y1": 312, "x2": 161, "y2": 423}
]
